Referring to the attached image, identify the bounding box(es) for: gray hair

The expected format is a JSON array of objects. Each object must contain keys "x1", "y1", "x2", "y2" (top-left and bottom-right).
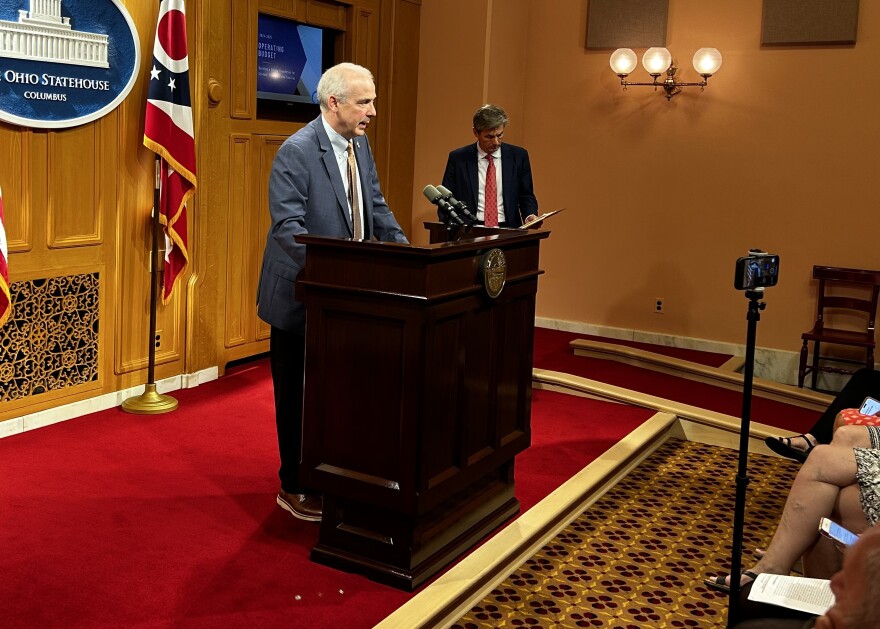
[
  {"x1": 473, "y1": 104, "x2": 508, "y2": 131},
  {"x1": 317, "y1": 62, "x2": 374, "y2": 112}
]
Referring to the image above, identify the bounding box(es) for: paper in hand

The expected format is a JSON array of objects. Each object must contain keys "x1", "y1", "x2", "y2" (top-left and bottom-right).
[
  {"x1": 519, "y1": 208, "x2": 565, "y2": 229},
  {"x1": 747, "y1": 573, "x2": 834, "y2": 616}
]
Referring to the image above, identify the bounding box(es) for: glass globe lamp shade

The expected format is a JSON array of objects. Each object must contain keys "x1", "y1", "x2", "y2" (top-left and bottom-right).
[
  {"x1": 692, "y1": 48, "x2": 722, "y2": 76},
  {"x1": 642, "y1": 47, "x2": 672, "y2": 75},
  {"x1": 610, "y1": 48, "x2": 638, "y2": 76}
]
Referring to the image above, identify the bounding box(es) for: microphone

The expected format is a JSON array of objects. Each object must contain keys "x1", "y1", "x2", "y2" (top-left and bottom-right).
[
  {"x1": 435, "y1": 185, "x2": 478, "y2": 223},
  {"x1": 423, "y1": 185, "x2": 466, "y2": 227}
]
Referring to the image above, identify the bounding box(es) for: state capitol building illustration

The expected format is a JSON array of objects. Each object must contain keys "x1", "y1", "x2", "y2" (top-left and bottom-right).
[{"x1": 0, "y1": 0, "x2": 109, "y2": 69}]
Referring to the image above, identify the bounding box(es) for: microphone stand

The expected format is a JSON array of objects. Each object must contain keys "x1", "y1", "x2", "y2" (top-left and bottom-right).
[
  {"x1": 439, "y1": 211, "x2": 472, "y2": 241},
  {"x1": 728, "y1": 287, "x2": 766, "y2": 627}
]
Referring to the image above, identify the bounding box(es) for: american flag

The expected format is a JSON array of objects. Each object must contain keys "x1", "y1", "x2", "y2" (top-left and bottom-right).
[
  {"x1": 0, "y1": 185, "x2": 9, "y2": 327},
  {"x1": 144, "y1": 0, "x2": 197, "y2": 303}
]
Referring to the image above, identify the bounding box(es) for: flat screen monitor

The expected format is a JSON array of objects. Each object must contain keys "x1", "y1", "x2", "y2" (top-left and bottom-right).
[{"x1": 257, "y1": 14, "x2": 331, "y2": 110}]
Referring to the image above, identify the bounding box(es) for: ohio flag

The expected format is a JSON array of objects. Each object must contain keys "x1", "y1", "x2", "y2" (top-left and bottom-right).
[
  {"x1": 144, "y1": 0, "x2": 196, "y2": 303},
  {"x1": 0, "y1": 185, "x2": 10, "y2": 327}
]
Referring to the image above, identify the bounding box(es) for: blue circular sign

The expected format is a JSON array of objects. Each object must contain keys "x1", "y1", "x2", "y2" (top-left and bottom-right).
[{"x1": 0, "y1": 0, "x2": 139, "y2": 128}]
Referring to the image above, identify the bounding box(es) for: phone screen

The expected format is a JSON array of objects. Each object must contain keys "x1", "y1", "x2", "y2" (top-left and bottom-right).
[
  {"x1": 860, "y1": 397, "x2": 880, "y2": 416},
  {"x1": 820, "y1": 518, "x2": 860, "y2": 547}
]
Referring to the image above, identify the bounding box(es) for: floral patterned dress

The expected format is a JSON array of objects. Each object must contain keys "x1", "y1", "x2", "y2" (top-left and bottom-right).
[{"x1": 839, "y1": 407, "x2": 880, "y2": 427}]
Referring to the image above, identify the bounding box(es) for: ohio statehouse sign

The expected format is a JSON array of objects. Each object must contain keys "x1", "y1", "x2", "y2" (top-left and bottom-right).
[{"x1": 0, "y1": 0, "x2": 139, "y2": 129}]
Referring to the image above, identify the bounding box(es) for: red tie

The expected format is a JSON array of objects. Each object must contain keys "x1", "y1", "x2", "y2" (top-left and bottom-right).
[{"x1": 484, "y1": 154, "x2": 498, "y2": 227}]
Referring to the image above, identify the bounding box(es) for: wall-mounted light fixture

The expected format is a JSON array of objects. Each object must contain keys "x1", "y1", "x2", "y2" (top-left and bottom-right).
[{"x1": 609, "y1": 47, "x2": 722, "y2": 100}]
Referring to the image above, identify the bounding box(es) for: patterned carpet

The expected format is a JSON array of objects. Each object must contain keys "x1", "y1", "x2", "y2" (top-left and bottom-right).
[{"x1": 453, "y1": 439, "x2": 800, "y2": 628}]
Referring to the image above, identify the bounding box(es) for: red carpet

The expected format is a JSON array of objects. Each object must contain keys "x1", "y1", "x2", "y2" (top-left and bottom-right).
[
  {"x1": 0, "y1": 356, "x2": 653, "y2": 628},
  {"x1": 534, "y1": 328, "x2": 821, "y2": 435},
  {"x1": 536, "y1": 328, "x2": 734, "y2": 368}
]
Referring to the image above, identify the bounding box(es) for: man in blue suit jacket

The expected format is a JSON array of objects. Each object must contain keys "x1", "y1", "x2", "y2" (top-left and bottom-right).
[
  {"x1": 441, "y1": 104, "x2": 539, "y2": 228},
  {"x1": 257, "y1": 63, "x2": 408, "y2": 522}
]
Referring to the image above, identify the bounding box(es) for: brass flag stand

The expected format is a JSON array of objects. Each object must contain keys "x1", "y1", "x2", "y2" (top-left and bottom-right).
[{"x1": 122, "y1": 157, "x2": 178, "y2": 414}]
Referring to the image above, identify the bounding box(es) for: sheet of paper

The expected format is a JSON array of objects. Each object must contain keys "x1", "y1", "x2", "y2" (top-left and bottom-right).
[{"x1": 747, "y1": 573, "x2": 835, "y2": 616}]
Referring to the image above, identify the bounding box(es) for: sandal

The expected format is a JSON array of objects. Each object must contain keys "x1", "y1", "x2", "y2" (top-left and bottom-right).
[
  {"x1": 704, "y1": 570, "x2": 758, "y2": 594},
  {"x1": 764, "y1": 434, "x2": 817, "y2": 463},
  {"x1": 750, "y1": 550, "x2": 802, "y2": 575}
]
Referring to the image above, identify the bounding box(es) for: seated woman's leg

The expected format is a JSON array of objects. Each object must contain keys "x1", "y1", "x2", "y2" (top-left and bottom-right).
[
  {"x1": 752, "y1": 445, "x2": 863, "y2": 576},
  {"x1": 831, "y1": 424, "x2": 874, "y2": 449},
  {"x1": 803, "y1": 483, "x2": 866, "y2": 579},
  {"x1": 709, "y1": 445, "x2": 864, "y2": 589}
]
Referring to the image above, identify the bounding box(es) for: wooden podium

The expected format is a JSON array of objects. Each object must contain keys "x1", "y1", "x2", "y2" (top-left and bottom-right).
[{"x1": 296, "y1": 224, "x2": 548, "y2": 590}]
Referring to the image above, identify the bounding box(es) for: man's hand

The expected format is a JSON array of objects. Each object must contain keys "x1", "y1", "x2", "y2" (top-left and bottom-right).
[{"x1": 522, "y1": 214, "x2": 543, "y2": 229}]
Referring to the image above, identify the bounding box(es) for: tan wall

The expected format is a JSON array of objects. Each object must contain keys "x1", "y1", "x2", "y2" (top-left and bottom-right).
[{"x1": 412, "y1": 0, "x2": 880, "y2": 354}]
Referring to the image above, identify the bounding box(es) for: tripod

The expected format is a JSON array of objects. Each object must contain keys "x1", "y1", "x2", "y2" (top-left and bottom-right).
[{"x1": 728, "y1": 287, "x2": 766, "y2": 627}]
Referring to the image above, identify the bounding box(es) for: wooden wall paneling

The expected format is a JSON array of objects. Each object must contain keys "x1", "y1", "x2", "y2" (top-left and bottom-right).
[
  {"x1": 114, "y1": 0, "x2": 183, "y2": 381},
  {"x1": 306, "y1": 0, "x2": 348, "y2": 29},
  {"x1": 0, "y1": 125, "x2": 113, "y2": 416},
  {"x1": 224, "y1": 135, "x2": 254, "y2": 348},
  {"x1": 26, "y1": 130, "x2": 49, "y2": 272},
  {"x1": 94, "y1": 115, "x2": 117, "y2": 402},
  {"x1": 0, "y1": 130, "x2": 33, "y2": 260},
  {"x1": 0, "y1": 125, "x2": 32, "y2": 254},
  {"x1": 114, "y1": 193, "x2": 183, "y2": 377},
  {"x1": 353, "y1": 5, "x2": 379, "y2": 71},
  {"x1": 180, "y1": 0, "x2": 225, "y2": 375},
  {"x1": 113, "y1": 110, "x2": 183, "y2": 379},
  {"x1": 350, "y1": 2, "x2": 381, "y2": 187},
  {"x1": 376, "y1": 0, "x2": 419, "y2": 233},
  {"x1": 47, "y1": 124, "x2": 104, "y2": 249},
  {"x1": 231, "y1": 0, "x2": 258, "y2": 120},
  {"x1": 113, "y1": 151, "x2": 151, "y2": 379},
  {"x1": 212, "y1": 0, "x2": 270, "y2": 367},
  {"x1": 181, "y1": 0, "x2": 219, "y2": 375},
  {"x1": 260, "y1": 0, "x2": 298, "y2": 18},
  {"x1": 206, "y1": 0, "x2": 237, "y2": 369}
]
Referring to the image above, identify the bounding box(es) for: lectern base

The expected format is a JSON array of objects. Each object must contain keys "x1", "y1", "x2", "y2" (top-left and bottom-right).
[{"x1": 311, "y1": 470, "x2": 520, "y2": 591}]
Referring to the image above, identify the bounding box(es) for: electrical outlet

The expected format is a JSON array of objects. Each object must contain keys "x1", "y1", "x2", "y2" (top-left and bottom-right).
[
  {"x1": 654, "y1": 298, "x2": 664, "y2": 314},
  {"x1": 155, "y1": 329, "x2": 163, "y2": 351}
]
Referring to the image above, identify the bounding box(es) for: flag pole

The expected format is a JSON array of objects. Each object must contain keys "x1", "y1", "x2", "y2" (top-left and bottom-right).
[{"x1": 122, "y1": 156, "x2": 178, "y2": 414}]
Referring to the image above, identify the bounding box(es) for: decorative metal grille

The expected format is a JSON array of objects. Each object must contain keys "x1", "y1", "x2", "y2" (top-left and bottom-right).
[{"x1": 0, "y1": 273, "x2": 99, "y2": 402}]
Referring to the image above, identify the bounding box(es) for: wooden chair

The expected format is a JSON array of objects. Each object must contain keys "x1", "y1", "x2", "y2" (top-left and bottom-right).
[{"x1": 798, "y1": 266, "x2": 880, "y2": 390}]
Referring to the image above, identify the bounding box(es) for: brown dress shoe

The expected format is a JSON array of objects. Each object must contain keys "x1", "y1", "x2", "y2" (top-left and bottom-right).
[{"x1": 277, "y1": 490, "x2": 322, "y2": 522}]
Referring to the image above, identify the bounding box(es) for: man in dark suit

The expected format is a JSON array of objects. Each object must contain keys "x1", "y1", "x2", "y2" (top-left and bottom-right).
[
  {"x1": 257, "y1": 62, "x2": 408, "y2": 522},
  {"x1": 441, "y1": 104, "x2": 539, "y2": 228}
]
